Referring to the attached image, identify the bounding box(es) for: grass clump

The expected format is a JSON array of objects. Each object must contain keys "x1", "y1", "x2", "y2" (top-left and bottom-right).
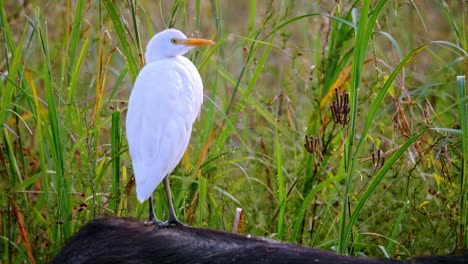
[{"x1": 0, "y1": 0, "x2": 467, "y2": 262}]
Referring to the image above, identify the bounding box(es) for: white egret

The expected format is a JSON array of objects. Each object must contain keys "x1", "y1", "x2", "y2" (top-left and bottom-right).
[{"x1": 126, "y1": 29, "x2": 214, "y2": 226}]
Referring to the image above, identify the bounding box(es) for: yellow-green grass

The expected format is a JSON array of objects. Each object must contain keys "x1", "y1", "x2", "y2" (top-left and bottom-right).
[{"x1": 0, "y1": 1, "x2": 467, "y2": 262}]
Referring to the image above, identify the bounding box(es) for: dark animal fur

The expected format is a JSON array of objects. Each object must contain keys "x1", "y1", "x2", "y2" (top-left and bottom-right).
[{"x1": 51, "y1": 218, "x2": 466, "y2": 264}]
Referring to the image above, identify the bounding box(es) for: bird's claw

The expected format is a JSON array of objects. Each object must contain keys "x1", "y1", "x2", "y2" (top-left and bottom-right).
[
  {"x1": 144, "y1": 219, "x2": 164, "y2": 226},
  {"x1": 154, "y1": 218, "x2": 188, "y2": 228}
]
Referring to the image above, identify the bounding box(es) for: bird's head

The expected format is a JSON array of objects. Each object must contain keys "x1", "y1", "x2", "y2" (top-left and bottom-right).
[{"x1": 145, "y1": 28, "x2": 215, "y2": 64}]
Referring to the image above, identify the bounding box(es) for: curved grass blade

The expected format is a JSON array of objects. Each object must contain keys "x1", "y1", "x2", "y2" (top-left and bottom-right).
[
  {"x1": 102, "y1": 0, "x2": 139, "y2": 80},
  {"x1": 457, "y1": 75, "x2": 468, "y2": 248},
  {"x1": 110, "y1": 111, "x2": 121, "y2": 214},
  {"x1": 343, "y1": 129, "x2": 427, "y2": 249},
  {"x1": 339, "y1": 0, "x2": 388, "y2": 253},
  {"x1": 68, "y1": 0, "x2": 84, "y2": 76},
  {"x1": 35, "y1": 21, "x2": 72, "y2": 240},
  {"x1": 339, "y1": 39, "x2": 461, "y2": 253},
  {"x1": 291, "y1": 172, "x2": 347, "y2": 241},
  {"x1": 275, "y1": 128, "x2": 285, "y2": 240}
]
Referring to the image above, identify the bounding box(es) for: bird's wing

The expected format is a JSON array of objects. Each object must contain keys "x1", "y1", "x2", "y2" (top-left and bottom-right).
[{"x1": 126, "y1": 59, "x2": 203, "y2": 202}]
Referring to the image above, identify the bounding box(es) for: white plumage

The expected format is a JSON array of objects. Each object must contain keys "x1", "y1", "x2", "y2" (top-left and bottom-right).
[{"x1": 126, "y1": 29, "x2": 214, "y2": 222}]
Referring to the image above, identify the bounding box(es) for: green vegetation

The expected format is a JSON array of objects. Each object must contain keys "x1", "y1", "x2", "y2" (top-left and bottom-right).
[{"x1": 1, "y1": 0, "x2": 467, "y2": 262}]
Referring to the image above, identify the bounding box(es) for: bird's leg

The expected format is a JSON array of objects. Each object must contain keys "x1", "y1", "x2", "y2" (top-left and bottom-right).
[
  {"x1": 144, "y1": 196, "x2": 163, "y2": 226},
  {"x1": 148, "y1": 197, "x2": 157, "y2": 221},
  {"x1": 163, "y1": 176, "x2": 186, "y2": 226}
]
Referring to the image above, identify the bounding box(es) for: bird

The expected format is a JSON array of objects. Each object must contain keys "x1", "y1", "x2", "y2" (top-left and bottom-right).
[{"x1": 126, "y1": 28, "x2": 214, "y2": 226}]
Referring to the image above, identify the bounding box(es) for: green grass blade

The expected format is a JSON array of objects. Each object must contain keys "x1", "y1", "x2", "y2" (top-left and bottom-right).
[
  {"x1": 275, "y1": 128, "x2": 285, "y2": 240},
  {"x1": 344, "y1": 129, "x2": 427, "y2": 249},
  {"x1": 0, "y1": 1, "x2": 17, "y2": 51},
  {"x1": 341, "y1": 40, "x2": 467, "y2": 251},
  {"x1": 2, "y1": 127, "x2": 20, "y2": 184},
  {"x1": 167, "y1": 0, "x2": 184, "y2": 28},
  {"x1": 292, "y1": 172, "x2": 347, "y2": 241},
  {"x1": 67, "y1": 38, "x2": 89, "y2": 104},
  {"x1": 0, "y1": 235, "x2": 31, "y2": 264},
  {"x1": 456, "y1": 75, "x2": 468, "y2": 248},
  {"x1": 129, "y1": 0, "x2": 143, "y2": 65},
  {"x1": 198, "y1": 175, "x2": 207, "y2": 224},
  {"x1": 339, "y1": 41, "x2": 422, "y2": 253},
  {"x1": 104, "y1": 67, "x2": 129, "y2": 109},
  {"x1": 194, "y1": 0, "x2": 201, "y2": 32},
  {"x1": 248, "y1": 0, "x2": 256, "y2": 31},
  {"x1": 385, "y1": 200, "x2": 409, "y2": 255},
  {"x1": 110, "y1": 111, "x2": 121, "y2": 214},
  {"x1": 102, "y1": 0, "x2": 139, "y2": 79},
  {"x1": 212, "y1": 61, "x2": 297, "y2": 151},
  {"x1": 0, "y1": 20, "x2": 27, "y2": 125},
  {"x1": 339, "y1": 0, "x2": 388, "y2": 254},
  {"x1": 68, "y1": 0, "x2": 84, "y2": 75},
  {"x1": 36, "y1": 23, "x2": 72, "y2": 240}
]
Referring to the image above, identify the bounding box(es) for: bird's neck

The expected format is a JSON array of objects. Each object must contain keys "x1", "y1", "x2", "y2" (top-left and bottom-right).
[{"x1": 146, "y1": 54, "x2": 186, "y2": 64}]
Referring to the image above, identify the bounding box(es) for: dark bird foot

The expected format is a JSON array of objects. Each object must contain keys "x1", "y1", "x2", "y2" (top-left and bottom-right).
[
  {"x1": 155, "y1": 217, "x2": 188, "y2": 228},
  {"x1": 144, "y1": 218, "x2": 165, "y2": 226}
]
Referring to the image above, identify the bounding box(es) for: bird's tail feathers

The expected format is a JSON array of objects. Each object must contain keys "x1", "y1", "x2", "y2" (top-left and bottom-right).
[{"x1": 133, "y1": 162, "x2": 167, "y2": 202}]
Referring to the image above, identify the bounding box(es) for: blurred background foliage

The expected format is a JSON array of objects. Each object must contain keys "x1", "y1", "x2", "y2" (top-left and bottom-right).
[{"x1": 0, "y1": 0, "x2": 467, "y2": 262}]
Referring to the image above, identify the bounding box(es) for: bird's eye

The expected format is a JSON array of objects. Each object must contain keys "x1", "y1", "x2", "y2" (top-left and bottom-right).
[{"x1": 170, "y1": 38, "x2": 177, "y2": 44}]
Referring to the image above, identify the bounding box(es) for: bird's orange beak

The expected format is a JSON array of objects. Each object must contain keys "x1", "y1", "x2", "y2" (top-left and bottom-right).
[{"x1": 181, "y1": 38, "x2": 215, "y2": 46}]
